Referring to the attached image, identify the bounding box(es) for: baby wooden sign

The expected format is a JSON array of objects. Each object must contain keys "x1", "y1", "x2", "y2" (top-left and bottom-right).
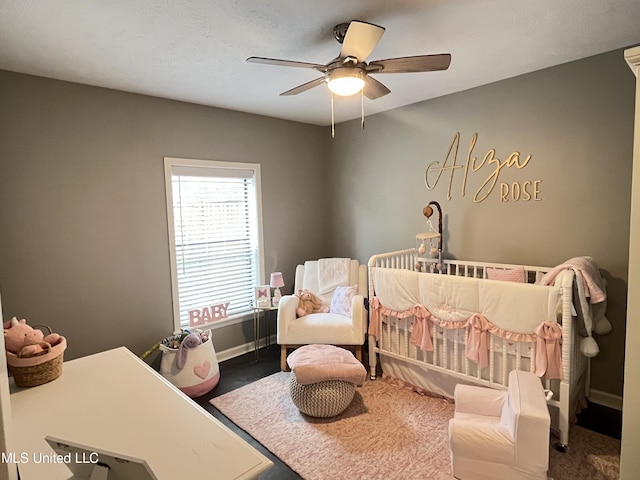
[{"x1": 188, "y1": 303, "x2": 230, "y2": 327}]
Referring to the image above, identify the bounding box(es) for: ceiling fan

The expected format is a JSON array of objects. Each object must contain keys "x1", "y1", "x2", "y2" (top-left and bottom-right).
[{"x1": 247, "y1": 20, "x2": 451, "y2": 100}]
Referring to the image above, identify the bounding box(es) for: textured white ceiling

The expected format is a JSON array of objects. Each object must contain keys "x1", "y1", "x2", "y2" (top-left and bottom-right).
[{"x1": 1, "y1": 0, "x2": 639, "y2": 126}]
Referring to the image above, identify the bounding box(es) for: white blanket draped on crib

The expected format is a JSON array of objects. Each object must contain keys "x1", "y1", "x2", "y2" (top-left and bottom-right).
[
  {"x1": 539, "y1": 256, "x2": 611, "y2": 357},
  {"x1": 368, "y1": 268, "x2": 564, "y2": 379}
]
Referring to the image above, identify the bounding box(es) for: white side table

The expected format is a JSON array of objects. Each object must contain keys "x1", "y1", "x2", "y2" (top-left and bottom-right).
[{"x1": 252, "y1": 305, "x2": 278, "y2": 361}]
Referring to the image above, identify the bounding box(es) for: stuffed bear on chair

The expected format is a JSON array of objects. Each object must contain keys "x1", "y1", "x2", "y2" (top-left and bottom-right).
[{"x1": 295, "y1": 289, "x2": 329, "y2": 317}]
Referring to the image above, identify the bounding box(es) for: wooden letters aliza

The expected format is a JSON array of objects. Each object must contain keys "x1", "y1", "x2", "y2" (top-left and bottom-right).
[{"x1": 425, "y1": 132, "x2": 541, "y2": 203}]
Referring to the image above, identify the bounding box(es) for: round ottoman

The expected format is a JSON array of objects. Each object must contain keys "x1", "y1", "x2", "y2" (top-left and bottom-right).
[
  {"x1": 286, "y1": 344, "x2": 367, "y2": 418},
  {"x1": 289, "y1": 374, "x2": 356, "y2": 418}
]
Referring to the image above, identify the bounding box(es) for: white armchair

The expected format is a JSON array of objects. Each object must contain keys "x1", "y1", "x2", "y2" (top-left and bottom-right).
[
  {"x1": 276, "y1": 258, "x2": 367, "y2": 371},
  {"x1": 448, "y1": 370, "x2": 551, "y2": 480}
]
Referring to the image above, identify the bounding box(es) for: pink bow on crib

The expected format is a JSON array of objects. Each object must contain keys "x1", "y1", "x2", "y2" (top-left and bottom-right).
[
  {"x1": 368, "y1": 298, "x2": 434, "y2": 351},
  {"x1": 368, "y1": 297, "x2": 383, "y2": 339},
  {"x1": 534, "y1": 322, "x2": 564, "y2": 380},
  {"x1": 466, "y1": 314, "x2": 491, "y2": 368},
  {"x1": 409, "y1": 305, "x2": 433, "y2": 351}
]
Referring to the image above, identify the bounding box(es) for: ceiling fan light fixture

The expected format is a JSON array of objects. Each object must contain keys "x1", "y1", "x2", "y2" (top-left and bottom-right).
[{"x1": 326, "y1": 67, "x2": 365, "y2": 96}]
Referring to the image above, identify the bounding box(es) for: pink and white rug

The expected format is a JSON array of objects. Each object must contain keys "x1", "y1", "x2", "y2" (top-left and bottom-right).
[{"x1": 211, "y1": 372, "x2": 620, "y2": 480}]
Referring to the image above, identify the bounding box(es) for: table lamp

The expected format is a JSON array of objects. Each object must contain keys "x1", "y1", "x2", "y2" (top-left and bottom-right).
[{"x1": 270, "y1": 272, "x2": 285, "y2": 307}]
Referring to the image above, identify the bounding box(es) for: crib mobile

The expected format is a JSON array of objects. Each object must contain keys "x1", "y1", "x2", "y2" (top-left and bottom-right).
[{"x1": 416, "y1": 201, "x2": 444, "y2": 273}]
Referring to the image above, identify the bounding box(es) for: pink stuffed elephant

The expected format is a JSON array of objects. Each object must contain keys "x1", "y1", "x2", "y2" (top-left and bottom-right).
[{"x1": 3, "y1": 317, "x2": 62, "y2": 357}]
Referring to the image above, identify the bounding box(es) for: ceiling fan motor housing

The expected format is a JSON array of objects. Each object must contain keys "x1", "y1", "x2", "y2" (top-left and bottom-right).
[{"x1": 333, "y1": 22, "x2": 351, "y2": 44}]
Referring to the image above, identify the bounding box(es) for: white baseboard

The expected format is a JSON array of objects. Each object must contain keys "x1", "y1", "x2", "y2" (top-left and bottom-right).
[
  {"x1": 588, "y1": 388, "x2": 623, "y2": 411},
  {"x1": 215, "y1": 335, "x2": 277, "y2": 363},
  {"x1": 215, "y1": 342, "x2": 254, "y2": 363}
]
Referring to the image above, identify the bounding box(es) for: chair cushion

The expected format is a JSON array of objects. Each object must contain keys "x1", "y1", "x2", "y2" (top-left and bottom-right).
[
  {"x1": 449, "y1": 418, "x2": 515, "y2": 463},
  {"x1": 284, "y1": 312, "x2": 364, "y2": 345},
  {"x1": 330, "y1": 285, "x2": 358, "y2": 316},
  {"x1": 286, "y1": 344, "x2": 366, "y2": 386}
]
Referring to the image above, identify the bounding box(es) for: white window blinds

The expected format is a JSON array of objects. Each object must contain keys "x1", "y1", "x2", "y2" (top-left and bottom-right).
[{"x1": 165, "y1": 158, "x2": 264, "y2": 330}]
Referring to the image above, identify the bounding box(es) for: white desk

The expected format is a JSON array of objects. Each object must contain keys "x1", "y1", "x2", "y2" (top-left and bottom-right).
[{"x1": 10, "y1": 347, "x2": 273, "y2": 479}]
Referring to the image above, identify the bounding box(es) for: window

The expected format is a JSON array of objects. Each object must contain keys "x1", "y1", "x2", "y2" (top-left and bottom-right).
[{"x1": 164, "y1": 157, "x2": 264, "y2": 330}]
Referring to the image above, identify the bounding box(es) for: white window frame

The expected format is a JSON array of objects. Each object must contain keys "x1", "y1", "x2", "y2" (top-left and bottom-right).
[{"x1": 164, "y1": 157, "x2": 265, "y2": 331}]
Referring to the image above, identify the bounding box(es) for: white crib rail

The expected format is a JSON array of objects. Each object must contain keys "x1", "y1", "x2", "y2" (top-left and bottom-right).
[{"x1": 367, "y1": 249, "x2": 585, "y2": 449}]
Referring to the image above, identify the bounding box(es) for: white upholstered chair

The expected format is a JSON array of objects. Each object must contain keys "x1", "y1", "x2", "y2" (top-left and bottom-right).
[
  {"x1": 448, "y1": 370, "x2": 551, "y2": 480},
  {"x1": 276, "y1": 258, "x2": 367, "y2": 371}
]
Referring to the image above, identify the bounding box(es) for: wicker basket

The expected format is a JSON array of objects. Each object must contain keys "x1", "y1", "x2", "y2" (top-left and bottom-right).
[{"x1": 6, "y1": 326, "x2": 67, "y2": 387}]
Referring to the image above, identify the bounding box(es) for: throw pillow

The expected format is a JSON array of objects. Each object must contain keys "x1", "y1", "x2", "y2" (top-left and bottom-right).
[
  {"x1": 486, "y1": 267, "x2": 526, "y2": 283},
  {"x1": 330, "y1": 285, "x2": 359, "y2": 317}
]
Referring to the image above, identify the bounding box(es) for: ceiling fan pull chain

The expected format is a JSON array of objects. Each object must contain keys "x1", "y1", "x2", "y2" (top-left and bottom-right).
[
  {"x1": 361, "y1": 88, "x2": 365, "y2": 130},
  {"x1": 331, "y1": 92, "x2": 336, "y2": 138}
]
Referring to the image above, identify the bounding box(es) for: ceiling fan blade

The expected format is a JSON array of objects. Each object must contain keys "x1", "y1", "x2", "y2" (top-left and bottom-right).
[
  {"x1": 363, "y1": 76, "x2": 390, "y2": 100},
  {"x1": 280, "y1": 77, "x2": 326, "y2": 96},
  {"x1": 368, "y1": 54, "x2": 452, "y2": 74},
  {"x1": 247, "y1": 57, "x2": 326, "y2": 70},
  {"x1": 340, "y1": 21, "x2": 385, "y2": 61}
]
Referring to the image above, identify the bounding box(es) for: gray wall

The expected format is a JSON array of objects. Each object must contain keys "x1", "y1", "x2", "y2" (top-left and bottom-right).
[
  {"x1": 0, "y1": 48, "x2": 634, "y2": 398},
  {"x1": 327, "y1": 49, "x2": 633, "y2": 398},
  {"x1": 0, "y1": 71, "x2": 329, "y2": 360}
]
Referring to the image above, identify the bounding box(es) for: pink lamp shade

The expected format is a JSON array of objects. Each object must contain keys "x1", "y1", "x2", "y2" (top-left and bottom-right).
[
  {"x1": 270, "y1": 272, "x2": 285, "y2": 289},
  {"x1": 270, "y1": 272, "x2": 285, "y2": 307}
]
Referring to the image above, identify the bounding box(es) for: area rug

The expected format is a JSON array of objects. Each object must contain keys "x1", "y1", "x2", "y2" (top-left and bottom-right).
[{"x1": 210, "y1": 372, "x2": 620, "y2": 480}]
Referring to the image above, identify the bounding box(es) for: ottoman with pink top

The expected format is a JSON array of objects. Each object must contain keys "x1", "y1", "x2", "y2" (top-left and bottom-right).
[{"x1": 286, "y1": 344, "x2": 367, "y2": 418}]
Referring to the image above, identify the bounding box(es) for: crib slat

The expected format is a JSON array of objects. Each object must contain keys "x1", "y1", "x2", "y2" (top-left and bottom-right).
[
  {"x1": 489, "y1": 336, "x2": 495, "y2": 384},
  {"x1": 530, "y1": 338, "x2": 536, "y2": 373},
  {"x1": 501, "y1": 337, "x2": 508, "y2": 385},
  {"x1": 393, "y1": 317, "x2": 398, "y2": 353},
  {"x1": 453, "y1": 330, "x2": 459, "y2": 373},
  {"x1": 432, "y1": 322, "x2": 438, "y2": 367},
  {"x1": 403, "y1": 317, "x2": 410, "y2": 358},
  {"x1": 442, "y1": 327, "x2": 449, "y2": 370},
  {"x1": 385, "y1": 314, "x2": 391, "y2": 353},
  {"x1": 464, "y1": 329, "x2": 470, "y2": 376}
]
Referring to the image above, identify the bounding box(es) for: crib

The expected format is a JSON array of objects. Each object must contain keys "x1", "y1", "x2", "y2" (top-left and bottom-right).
[{"x1": 367, "y1": 248, "x2": 590, "y2": 450}]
